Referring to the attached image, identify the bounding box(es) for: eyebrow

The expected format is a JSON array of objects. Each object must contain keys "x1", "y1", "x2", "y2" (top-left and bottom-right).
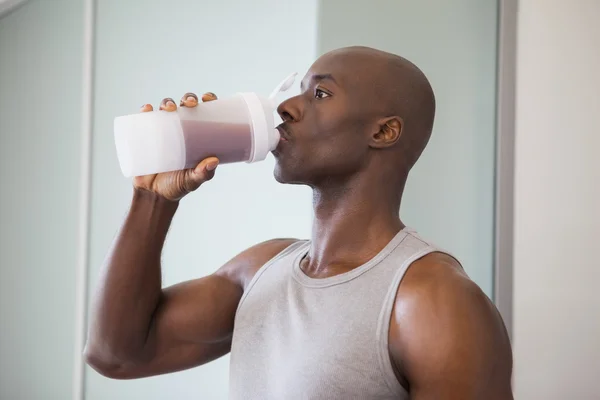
[{"x1": 300, "y1": 73, "x2": 338, "y2": 92}]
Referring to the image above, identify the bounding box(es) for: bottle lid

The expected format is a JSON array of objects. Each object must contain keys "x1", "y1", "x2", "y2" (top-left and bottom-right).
[
  {"x1": 240, "y1": 72, "x2": 297, "y2": 163},
  {"x1": 269, "y1": 72, "x2": 298, "y2": 105}
]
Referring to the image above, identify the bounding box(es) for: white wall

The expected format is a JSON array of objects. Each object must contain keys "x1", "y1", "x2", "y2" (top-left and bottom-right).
[
  {"x1": 317, "y1": 0, "x2": 499, "y2": 296},
  {"x1": 0, "y1": 0, "x2": 83, "y2": 398},
  {"x1": 513, "y1": 1, "x2": 600, "y2": 399}
]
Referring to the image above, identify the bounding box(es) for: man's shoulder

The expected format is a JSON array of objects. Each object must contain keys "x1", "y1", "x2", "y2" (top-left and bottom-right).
[
  {"x1": 389, "y1": 251, "x2": 513, "y2": 395},
  {"x1": 401, "y1": 251, "x2": 475, "y2": 299},
  {"x1": 394, "y1": 251, "x2": 503, "y2": 336},
  {"x1": 215, "y1": 238, "x2": 303, "y2": 289},
  {"x1": 243, "y1": 238, "x2": 304, "y2": 260}
]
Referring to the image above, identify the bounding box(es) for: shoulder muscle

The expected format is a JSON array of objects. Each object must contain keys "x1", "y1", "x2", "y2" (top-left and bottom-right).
[
  {"x1": 389, "y1": 252, "x2": 513, "y2": 399},
  {"x1": 216, "y1": 238, "x2": 301, "y2": 289}
]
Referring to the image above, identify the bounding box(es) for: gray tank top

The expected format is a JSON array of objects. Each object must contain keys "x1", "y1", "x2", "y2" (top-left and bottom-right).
[{"x1": 229, "y1": 227, "x2": 449, "y2": 399}]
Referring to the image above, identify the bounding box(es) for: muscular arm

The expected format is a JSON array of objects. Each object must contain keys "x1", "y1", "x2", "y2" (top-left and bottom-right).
[
  {"x1": 84, "y1": 189, "x2": 297, "y2": 379},
  {"x1": 389, "y1": 253, "x2": 513, "y2": 399}
]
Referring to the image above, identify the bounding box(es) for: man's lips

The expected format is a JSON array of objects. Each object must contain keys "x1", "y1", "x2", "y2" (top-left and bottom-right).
[{"x1": 276, "y1": 125, "x2": 291, "y2": 141}]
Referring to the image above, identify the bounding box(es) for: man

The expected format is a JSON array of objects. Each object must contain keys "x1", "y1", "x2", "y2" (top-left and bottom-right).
[{"x1": 85, "y1": 46, "x2": 513, "y2": 399}]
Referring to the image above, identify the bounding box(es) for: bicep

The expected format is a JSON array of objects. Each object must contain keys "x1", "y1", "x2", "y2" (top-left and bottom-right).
[
  {"x1": 399, "y1": 309, "x2": 499, "y2": 399},
  {"x1": 101, "y1": 273, "x2": 242, "y2": 379},
  {"x1": 152, "y1": 273, "x2": 243, "y2": 347},
  {"x1": 100, "y1": 238, "x2": 299, "y2": 379}
]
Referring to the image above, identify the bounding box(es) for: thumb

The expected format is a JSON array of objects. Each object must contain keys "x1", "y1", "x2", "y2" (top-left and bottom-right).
[{"x1": 185, "y1": 157, "x2": 219, "y2": 191}]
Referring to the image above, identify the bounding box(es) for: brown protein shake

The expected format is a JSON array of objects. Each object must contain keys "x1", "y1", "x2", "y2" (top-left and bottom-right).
[{"x1": 180, "y1": 120, "x2": 253, "y2": 168}]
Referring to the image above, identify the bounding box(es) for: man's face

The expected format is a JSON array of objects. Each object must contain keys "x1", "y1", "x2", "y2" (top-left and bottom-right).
[{"x1": 272, "y1": 53, "x2": 379, "y2": 186}]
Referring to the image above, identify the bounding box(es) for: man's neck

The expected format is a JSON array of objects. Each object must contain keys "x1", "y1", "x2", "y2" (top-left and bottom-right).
[{"x1": 304, "y1": 175, "x2": 404, "y2": 278}]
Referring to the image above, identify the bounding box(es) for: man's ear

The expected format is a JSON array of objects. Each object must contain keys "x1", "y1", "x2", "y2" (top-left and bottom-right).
[{"x1": 370, "y1": 116, "x2": 403, "y2": 149}]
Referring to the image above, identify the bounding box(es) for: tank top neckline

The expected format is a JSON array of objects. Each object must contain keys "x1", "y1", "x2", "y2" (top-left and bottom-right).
[{"x1": 291, "y1": 227, "x2": 413, "y2": 288}]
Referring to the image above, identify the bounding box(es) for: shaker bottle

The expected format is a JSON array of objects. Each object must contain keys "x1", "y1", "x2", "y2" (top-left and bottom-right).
[{"x1": 113, "y1": 72, "x2": 297, "y2": 177}]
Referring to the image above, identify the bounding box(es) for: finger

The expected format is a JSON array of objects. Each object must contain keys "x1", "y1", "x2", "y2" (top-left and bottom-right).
[
  {"x1": 180, "y1": 92, "x2": 199, "y2": 108},
  {"x1": 184, "y1": 157, "x2": 219, "y2": 190},
  {"x1": 140, "y1": 104, "x2": 154, "y2": 113},
  {"x1": 159, "y1": 97, "x2": 177, "y2": 112},
  {"x1": 201, "y1": 92, "x2": 218, "y2": 102}
]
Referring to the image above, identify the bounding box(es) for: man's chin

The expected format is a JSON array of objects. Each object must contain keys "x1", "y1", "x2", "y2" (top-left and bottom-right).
[
  {"x1": 273, "y1": 165, "x2": 304, "y2": 185},
  {"x1": 273, "y1": 168, "x2": 290, "y2": 184}
]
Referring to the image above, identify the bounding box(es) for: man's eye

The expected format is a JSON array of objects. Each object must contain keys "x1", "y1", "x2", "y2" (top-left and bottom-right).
[{"x1": 315, "y1": 89, "x2": 331, "y2": 99}]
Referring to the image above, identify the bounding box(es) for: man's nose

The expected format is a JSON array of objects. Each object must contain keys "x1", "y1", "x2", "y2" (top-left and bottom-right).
[{"x1": 277, "y1": 95, "x2": 302, "y2": 123}]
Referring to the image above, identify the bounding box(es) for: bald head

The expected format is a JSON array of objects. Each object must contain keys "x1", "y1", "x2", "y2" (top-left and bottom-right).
[
  {"x1": 311, "y1": 46, "x2": 436, "y2": 171},
  {"x1": 274, "y1": 46, "x2": 436, "y2": 191}
]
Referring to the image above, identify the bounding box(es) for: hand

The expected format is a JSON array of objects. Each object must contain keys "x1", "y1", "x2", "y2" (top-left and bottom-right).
[{"x1": 133, "y1": 92, "x2": 219, "y2": 201}]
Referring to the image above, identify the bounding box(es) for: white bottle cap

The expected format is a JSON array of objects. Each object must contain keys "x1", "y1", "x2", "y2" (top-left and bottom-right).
[
  {"x1": 239, "y1": 92, "x2": 277, "y2": 163},
  {"x1": 268, "y1": 72, "x2": 298, "y2": 99},
  {"x1": 240, "y1": 72, "x2": 298, "y2": 163}
]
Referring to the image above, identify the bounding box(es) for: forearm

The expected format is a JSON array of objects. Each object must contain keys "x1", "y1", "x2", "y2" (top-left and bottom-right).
[{"x1": 86, "y1": 189, "x2": 178, "y2": 363}]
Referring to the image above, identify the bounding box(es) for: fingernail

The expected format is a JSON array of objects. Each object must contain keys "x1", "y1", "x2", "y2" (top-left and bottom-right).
[
  {"x1": 206, "y1": 161, "x2": 219, "y2": 171},
  {"x1": 166, "y1": 100, "x2": 175, "y2": 107},
  {"x1": 202, "y1": 92, "x2": 217, "y2": 102},
  {"x1": 181, "y1": 95, "x2": 198, "y2": 107}
]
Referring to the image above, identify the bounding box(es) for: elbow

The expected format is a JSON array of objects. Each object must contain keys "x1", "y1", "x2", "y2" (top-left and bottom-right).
[
  {"x1": 83, "y1": 344, "x2": 129, "y2": 379},
  {"x1": 83, "y1": 341, "x2": 152, "y2": 380}
]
